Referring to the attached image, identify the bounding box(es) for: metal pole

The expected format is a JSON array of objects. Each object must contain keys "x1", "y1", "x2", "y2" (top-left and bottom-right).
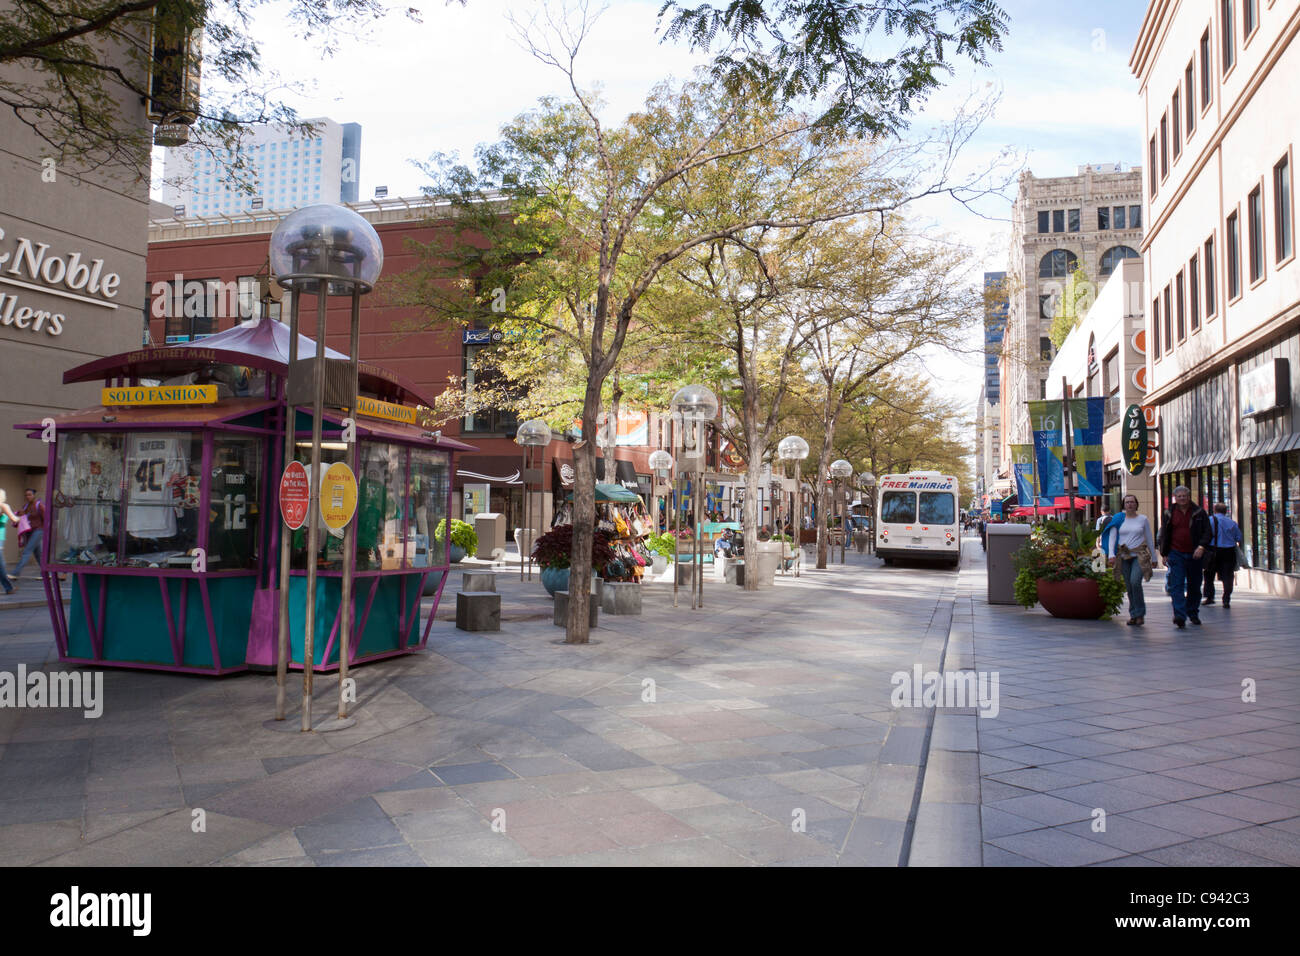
[
  {"x1": 274, "y1": 292, "x2": 300, "y2": 721},
  {"x1": 520, "y1": 447, "x2": 527, "y2": 582},
  {"x1": 794, "y1": 463, "x2": 802, "y2": 577},
  {"x1": 672, "y1": 470, "x2": 679, "y2": 608},
  {"x1": 301, "y1": 289, "x2": 327, "y2": 732},
  {"x1": 337, "y1": 288, "x2": 360, "y2": 721},
  {"x1": 696, "y1": 472, "x2": 704, "y2": 609},
  {"x1": 839, "y1": 481, "x2": 846, "y2": 564},
  {"x1": 1062, "y1": 377, "x2": 1077, "y2": 528}
]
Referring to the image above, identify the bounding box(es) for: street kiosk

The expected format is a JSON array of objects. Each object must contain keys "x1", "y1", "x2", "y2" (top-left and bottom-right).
[{"x1": 16, "y1": 316, "x2": 473, "y2": 675}]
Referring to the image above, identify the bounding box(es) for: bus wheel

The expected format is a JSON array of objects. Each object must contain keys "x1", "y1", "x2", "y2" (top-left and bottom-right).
[{"x1": 882, "y1": 557, "x2": 894, "y2": 566}]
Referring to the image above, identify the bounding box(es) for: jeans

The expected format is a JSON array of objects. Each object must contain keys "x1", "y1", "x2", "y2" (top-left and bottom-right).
[
  {"x1": 1203, "y1": 548, "x2": 1236, "y2": 602},
  {"x1": 1121, "y1": 556, "x2": 1145, "y2": 618},
  {"x1": 13, "y1": 528, "x2": 42, "y2": 576},
  {"x1": 1166, "y1": 549, "x2": 1203, "y2": 621},
  {"x1": 0, "y1": 548, "x2": 12, "y2": 593}
]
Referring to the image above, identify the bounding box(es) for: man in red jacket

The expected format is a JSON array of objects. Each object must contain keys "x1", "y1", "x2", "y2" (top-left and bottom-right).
[{"x1": 1157, "y1": 485, "x2": 1213, "y2": 628}]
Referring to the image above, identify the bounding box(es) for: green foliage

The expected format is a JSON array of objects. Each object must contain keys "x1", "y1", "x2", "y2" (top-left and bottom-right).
[
  {"x1": 1013, "y1": 568, "x2": 1039, "y2": 608},
  {"x1": 1047, "y1": 264, "x2": 1096, "y2": 349},
  {"x1": 434, "y1": 519, "x2": 478, "y2": 557},
  {"x1": 646, "y1": 532, "x2": 678, "y2": 557},
  {"x1": 531, "y1": 524, "x2": 614, "y2": 571},
  {"x1": 1095, "y1": 574, "x2": 1126, "y2": 618},
  {"x1": 1011, "y1": 519, "x2": 1124, "y2": 618}
]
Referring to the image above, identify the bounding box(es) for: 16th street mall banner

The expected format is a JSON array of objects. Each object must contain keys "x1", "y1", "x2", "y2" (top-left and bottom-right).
[
  {"x1": 1010, "y1": 444, "x2": 1052, "y2": 507},
  {"x1": 1027, "y1": 398, "x2": 1106, "y2": 497}
]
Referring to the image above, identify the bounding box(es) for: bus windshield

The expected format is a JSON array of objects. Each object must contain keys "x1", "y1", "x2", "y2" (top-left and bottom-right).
[
  {"x1": 880, "y1": 491, "x2": 916, "y2": 524},
  {"x1": 919, "y1": 492, "x2": 955, "y2": 525}
]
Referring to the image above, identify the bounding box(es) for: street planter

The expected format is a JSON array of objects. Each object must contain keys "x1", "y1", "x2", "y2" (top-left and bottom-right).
[
  {"x1": 1035, "y1": 577, "x2": 1105, "y2": 620},
  {"x1": 449, "y1": 544, "x2": 466, "y2": 564}
]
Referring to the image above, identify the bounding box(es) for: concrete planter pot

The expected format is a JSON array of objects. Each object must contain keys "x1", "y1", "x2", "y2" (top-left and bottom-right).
[
  {"x1": 1036, "y1": 578, "x2": 1105, "y2": 619},
  {"x1": 650, "y1": 555, "x2": 668, "y2": 575}
]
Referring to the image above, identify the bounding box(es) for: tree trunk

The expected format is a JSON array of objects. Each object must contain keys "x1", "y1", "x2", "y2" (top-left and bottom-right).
[
  {"x1": 815, "y1": 442, "x2": 833, "y2": 569},
  {"x1": 742, "y1": 417, "x2": 762, "y2": 591},
  {"x1": 565, "y1": 383, "x2": 602, "y2": 644}
]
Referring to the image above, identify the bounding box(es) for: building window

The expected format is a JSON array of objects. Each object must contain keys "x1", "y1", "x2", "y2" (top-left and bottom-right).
[
  {"x1": 1130, "y1": 205, "x2": 1142, "y2": 229},
  {"x1": 1160, "y1": 113, "x2": 1169, "y2": 178},
  {"x1": 1170, "y1": 283, "x2": 1180, "y2": 351},
  {"x1": 1248, "y1": 185, "x2": 1265, "y2": 283},
  {"x1": 1068, "y1": 208, "x2": 1080, "y2": 232},
  {"x1": 1039, "y1": 249, "x2": 1078, "y2": 278},
  {"x1": 1040, "y1": 337, "x2": 1053, "y2": 361},
  {"x1": 1039, "y1": 293, "x2": 1056, "y2": 321},
  {"x1": 1039, "y1": 379, "x2": 1047, "y2": 400},
  {"x1": 1243, "y1": 0, "x2": 1256, "y2": 38},
  {"x1": 1204, "y1": 235, "x2": 1217, "y2": 317},
  {"x1": 1172, "y1": 89, "x2": 1182, "y2": 160},
  {"x1": 1149, "y1": 138, "x2": 1158, "y2": 197},
  {"x1": 1104, "y1": 349, "x2": 1120, "y2": 424},
  {"x1": 463, "y1": 342, "x2": 520, "y2": 434},
  {"x1": 1200, "y1": 29, "x2": 1213, "y2": 107},
  {"x1": 1114, "y1": 205, "x2": 1127, "y2": 230},
  {"x1": 1152, "y1": 296, "x2": 1162, "y2": 358},
  {"x1": 1227, "y1": 210, "x2": 1241, "y2": 299},
  {"x1": 1098, "y1": 207, "x2": 1109, "y2": 230},
  {"x1": 1175, "y1": 270, "x2": 1186, "y2": 341},
  {"x1": 1052, "y1": 209, "x2": 1065, "y2": 233},
  {"x1": 1185, "y1": 60, "x2": 1196, "y2": 136},
  {"x1": 1275, "y1": 154, "x2": 1293, "y2": 262},
  {"x1": 1222, "y1": 0, "x2": 1236, "y2": 74},
  {"x1": 1189, "y1": 253, "x2": 1201, "y2": 331},
  {"x1": 1037, "y1": 210, "x2": 1049, "y2": 233},
  {"x1": 1099, "y1": 245, "x2": 1140, "y2": 277}
]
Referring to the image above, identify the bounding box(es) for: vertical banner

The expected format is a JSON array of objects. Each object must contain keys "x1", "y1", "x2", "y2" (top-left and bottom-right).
[
  {"x1": 1010, "y1": 444, "x2": 1040, "y2": 507},
  {"x1": 1027, "y1": 400, "x2": 1065, "y2": 498},
  {"x1": 1068, "y1": 397, "x2": 1107, "y2": 495}
]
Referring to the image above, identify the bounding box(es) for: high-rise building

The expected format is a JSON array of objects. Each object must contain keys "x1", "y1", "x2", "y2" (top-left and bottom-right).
[
  {"x1": 161, "y1": 117, "x2": 361, "y2": 216},
  {"x1": 984, "y1": 271, "x2": 1008, "y2": 404},
  {"x1": 1131, "y1": 0, "x2": 1300, "y2": 595},
  {"x1": 1000, "y1": 165, "x2": 1145, "y2": 467}
]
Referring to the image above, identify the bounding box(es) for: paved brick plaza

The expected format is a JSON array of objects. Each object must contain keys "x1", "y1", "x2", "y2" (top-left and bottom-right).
[{"x1": 0, "y1": 541, "x2": 1296, "y2": 866}]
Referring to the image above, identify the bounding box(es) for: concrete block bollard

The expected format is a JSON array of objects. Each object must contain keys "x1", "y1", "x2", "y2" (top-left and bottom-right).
[
  {"x1": 461, "y1": 570, "x2": 497, "y2": 592},
  {"x1": 456, "y1": 591, "x2": 501, "y2": 631},
  {"x1": 553, "y1": 590, "x2": 599, "y2": 628},
  {"x1": 601, "y1": 581, "x2": 642, "y2": 615}
]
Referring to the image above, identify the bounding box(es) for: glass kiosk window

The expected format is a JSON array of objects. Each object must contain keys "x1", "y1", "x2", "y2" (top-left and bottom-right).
[
  {"x1": 357, "y1": 442, "x2": 406, "y2": 571},
  {"x1": 52, "y1": 432, "x2": 124, "y2": 566},
  {"x1": 409, "y1": 449, "x2": 449, "y2": 567},
  {"x1": 208, "y1": 435, "x2": 263, "y2": 570}
]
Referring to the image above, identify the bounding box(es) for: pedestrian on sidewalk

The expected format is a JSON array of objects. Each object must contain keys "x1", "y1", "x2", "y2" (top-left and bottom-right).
[
  {"x1": 1203, "y1": 502, "x2": 1243, "y2": 607},
  {"x1": 1157, "y1": 485, "x2": 1213, "y2": 628},
  {"x1": 12, "y1": 488, "x2": 45, "y2": 580},
  {"x1": 1104, "y1": 494, "x2": 1155, "y2": 626},
  {"x1": 0, "y1": 489, "x2": 22, "y2": 595},
  {"x1": 1094, "y1": 503, "x2": 1113, "y2": 531}
]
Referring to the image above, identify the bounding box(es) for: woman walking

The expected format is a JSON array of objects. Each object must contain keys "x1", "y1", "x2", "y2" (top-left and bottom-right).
[
  {"x1": 0, "y1": 489, "x2": 23, "y2": 595},
  {"x1": 1104, "y1": 493, "x2": 1156, "y2": 626}
]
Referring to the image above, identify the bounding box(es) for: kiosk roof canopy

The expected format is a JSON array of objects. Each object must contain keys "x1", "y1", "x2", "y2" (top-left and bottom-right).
[{"x1": 63, "y1": 316, "x2": 433, "y2": 409}]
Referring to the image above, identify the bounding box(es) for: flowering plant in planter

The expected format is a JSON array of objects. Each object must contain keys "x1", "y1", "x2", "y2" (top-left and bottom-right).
[
  {"x1": 434, "y1": 519, "x2": 478, "y2": 557},
  {"x1": 1012, "y1": 520, "x2": 1125, "y2": 618},
  {"x1": 531, "y1": 524, "x2": 615, "y2": 572},
  {"x1": 646, "y1": 533, "x2": 678, "y2": 558}
]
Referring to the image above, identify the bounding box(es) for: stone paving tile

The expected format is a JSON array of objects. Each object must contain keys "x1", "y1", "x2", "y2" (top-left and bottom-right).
[
  {"x1": 1052, "y1": 816, "x2": 1188, "y2": 854},
  {"x1": 592, "y1": 809, "x2": 699, "y2": 847},
  {"x1": 988, "y1": 828, "x2": 1129, "y2": 866},
  {"x1": 636, "y1": 783, "x2": 731, "y2": 810},
  {"x1": 1106, "y1": 773, "x2": 1218, "y2": 802},
  {"x1": 981, "y1": 806, "x2": 1046, "y2": 839},
  {"x1": 667, "y1": 803, "x2": 773, "y2": 834},
  {"x1": 1124, "y1": 803, "x2": 1254, "y2": 839},
  {"x1": 1141, "y1": 840, "x2": 1282, "y2": 866},
  {"x1": 313, "y1": 845, "x2": 425, "y2": 866},
  {"x1": 1206, "y1": 823, "x2": 1300, "y2": 865},
  {"x1": 411, "y1": 830, "x2": 531, "y2": 866},
  {"x1": 987, "y1": 793, "x2": 1094, "y2": 827},
  {"x1": 1176, "y1": 792, "x2": 1299, "y2": 825},
  {"x1": 718, "y1": 825, "x2": 839, "y2": 865},
  {"x1": 507, "y1": 821, "x2": 621, "y2": 858},
  {"x1": 838, "y1": 816, "x2": 906, "y2": 865},
  {"x1": 981, "y1": 845, "x2": 1047, "y2": 867},
  {"x1": 432, "y1": 761, "x2": 520, "y2": 785}
]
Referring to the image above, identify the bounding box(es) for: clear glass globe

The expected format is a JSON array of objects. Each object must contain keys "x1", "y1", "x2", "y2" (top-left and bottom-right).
[
  {"x1": 648, "y1": 450, "x2": 674, "y2": 471},
  {"x1": 269, "y1": 204, "x2": 383, "y2": 295},
  {"x1": 777, "y1": 435, "x2": 809, "y2": 461},
  {"x1": 515, "y1": 419, "x2": 552, "y2": 446},
  {"x1": 860, "y1": 471, "x2": 876, "y2": 486},
  {"x1": 669, "y1": 384, "x2": 719, "y2": 421},
  {"x1": 831, "y1": 459, "x2": 854, "y2": 478}
]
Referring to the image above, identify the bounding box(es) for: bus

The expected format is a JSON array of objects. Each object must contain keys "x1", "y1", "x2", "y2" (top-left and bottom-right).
[{"x1": 875, "y1": 472, "x2": 961, "y2": 568}]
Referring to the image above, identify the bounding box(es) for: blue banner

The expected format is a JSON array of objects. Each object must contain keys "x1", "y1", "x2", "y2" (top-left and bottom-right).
[{"x1": 1027, "y1": 400, "x2": 1065, "y2": 498}]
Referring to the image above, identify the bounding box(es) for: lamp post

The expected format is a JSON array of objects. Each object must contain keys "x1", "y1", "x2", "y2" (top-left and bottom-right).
[
  {"x1": 648, "y1": 449, "x2": 673, "y2": 537},
  {"x1": 514, "y1": 419, "x2": 552, "y2": 581},
  {"x1": 670, "y1": 385, "x2": 718, "y2": 609},
  {"x1": 831, "y1": 459, "x2": 853, "y2": 564},
  {"x1": 777, "y1": 436, "x2": 809, "y2": 577},
  {"x1": 269, "y1": 204, "x2": 383, "y2": 731},
  {"x1": 860, "y1": 471, "x2": 877, "y2": 554}
]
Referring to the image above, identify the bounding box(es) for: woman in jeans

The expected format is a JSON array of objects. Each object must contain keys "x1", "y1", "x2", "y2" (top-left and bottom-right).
[
  {"x1": 1106, "y1": 493, "x2": 1156, "y2": 626},
  {"x1": 0, "y1": 489, "x2": 23, "y2": 595}
]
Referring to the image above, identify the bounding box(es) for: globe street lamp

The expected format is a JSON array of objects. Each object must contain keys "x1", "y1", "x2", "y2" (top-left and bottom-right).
[
  {"x1": 515, "y1": 419, "x2": 552, "y2": 581},
  {"x1": 777, "y1": 436, "x2": 810, "y2": 577},
  {"x1": 670, "y1": 385, "x2": 718, "y2": 609},
  {"x1": 269, "y1": 204, "x2": 383, "y2": 732},
  {"x1": 860, "y1": 471, "x2": 877, "y2": 554},
  {"x1": 648, "y1": 449, "x2": 674, "y2": 538},
  {"x1": 830, "y1": 459, "x2": 853, "y2": 564}
]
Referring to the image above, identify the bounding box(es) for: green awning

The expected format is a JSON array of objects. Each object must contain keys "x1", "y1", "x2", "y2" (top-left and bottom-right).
[{"x1": 595, "y1": 483, "x2": 640, "y2": 503}]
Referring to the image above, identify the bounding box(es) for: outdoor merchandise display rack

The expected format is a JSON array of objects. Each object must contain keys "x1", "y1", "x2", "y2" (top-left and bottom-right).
[{"x1": 15, "y1": 316, "x2": 474, "y2": 675}]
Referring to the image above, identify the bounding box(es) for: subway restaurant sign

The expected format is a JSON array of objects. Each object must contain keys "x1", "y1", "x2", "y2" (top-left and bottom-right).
[
  {"x1": 353, "y1": 396, "x2": 417, "y2": 425},
  {"x1": 1123, "y1": 403, "x2": 1148, "y2": 476},
  {"x1": 102, "y1": 385, "x2": 218, "y2": 406}
]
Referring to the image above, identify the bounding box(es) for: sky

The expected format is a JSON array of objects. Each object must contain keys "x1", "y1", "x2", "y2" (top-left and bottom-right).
[{"x1": 154, "y1": 0, "x2": 1152, "y2": 419}]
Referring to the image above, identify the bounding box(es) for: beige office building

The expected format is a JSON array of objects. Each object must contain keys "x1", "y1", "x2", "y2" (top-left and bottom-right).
[{"x1": 1132, "y1": 0, "x2": 1300, "y2": 596}]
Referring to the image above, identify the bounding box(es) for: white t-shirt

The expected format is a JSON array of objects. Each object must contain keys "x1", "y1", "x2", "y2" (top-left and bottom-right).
[{"x1": 126, "y1": 432, "x2": 188, "y2": 537}]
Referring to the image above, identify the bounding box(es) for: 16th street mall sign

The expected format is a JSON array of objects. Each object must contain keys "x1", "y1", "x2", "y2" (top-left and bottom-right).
[{"x1": 1124, "y1": 404, "x2": 1149, "y2": 476}]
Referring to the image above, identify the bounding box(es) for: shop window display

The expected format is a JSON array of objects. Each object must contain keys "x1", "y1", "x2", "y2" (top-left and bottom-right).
[
  {"x1": 1270, "y1": 455, "x2": 1285, "y2": 573},
  {"x1": 53, "y1": 432, "x2": 124, "y2": 565},
  {"x1": 1287, "y1": 451, "x2": 1299, "y2": 574},
  {"x1": 357, "y1": 442, "x2": 406, "y2": 571},
  {"x1": 208, "y1": 435, "x2": 263, "y2": 570},
  {"x1": 409, "y1": 449, "x2": 450, "y2": 567}
]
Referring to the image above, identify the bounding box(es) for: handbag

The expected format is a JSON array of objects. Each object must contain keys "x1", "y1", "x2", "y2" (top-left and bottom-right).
[
  {"x1": 1235, "y1": 543, "x2": 1250, "y2": 569},
  {"x1": 15, "y1": 514, "x2": 31, "y2": 537}
]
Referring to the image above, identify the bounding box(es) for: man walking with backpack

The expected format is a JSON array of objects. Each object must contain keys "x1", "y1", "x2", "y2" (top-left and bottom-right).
[
  {"x1": 1157, "y1": 486, "x2": 1213, "y2": 628},
  {"x1": 1203, "y1": 502, "x2": 1243, "y2": 608}
]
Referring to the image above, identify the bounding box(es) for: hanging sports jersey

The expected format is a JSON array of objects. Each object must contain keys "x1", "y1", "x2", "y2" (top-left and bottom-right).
[
  {"x1": 126, "y1": 432, "x2": 188, "y2": 537},
  {"x1": 58, "y1": 435, "x2": 122, "y2": 549},
  {"x1": 209, "y1": 465, "x2": 253, "y2": 566}
]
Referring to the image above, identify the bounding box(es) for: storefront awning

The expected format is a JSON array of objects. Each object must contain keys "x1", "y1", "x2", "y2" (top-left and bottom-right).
[
  {"x1": 1155, "y1": 448, "x2": 1231, "y2": 475},
  {"x1": 1235, "y1": 431, "x2": 1300, "y2": 460}
]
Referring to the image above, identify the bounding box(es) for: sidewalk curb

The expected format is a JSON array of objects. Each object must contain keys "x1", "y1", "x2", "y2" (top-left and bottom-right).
[{"x1": 903, "y1": 543, "x2": 985, "y2": 866}]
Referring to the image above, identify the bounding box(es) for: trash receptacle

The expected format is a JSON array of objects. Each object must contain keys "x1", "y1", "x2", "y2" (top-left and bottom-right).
[
  {"x1": 986, "y1": 524, "x2": 1032, "y2": 604},
  {"x1": 474, "y1": 513, "x2": 506, "y2": 559}
]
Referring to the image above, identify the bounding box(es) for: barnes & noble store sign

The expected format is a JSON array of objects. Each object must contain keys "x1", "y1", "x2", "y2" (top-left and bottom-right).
[{"x1": 0, "y1": 220, "x2": 124, "y2": 338}]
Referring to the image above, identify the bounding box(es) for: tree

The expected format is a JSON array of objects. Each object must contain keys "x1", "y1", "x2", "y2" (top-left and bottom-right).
[
  {"x1": 0, "y1": 0, "x2": 417, "y2": 180},
  {"x1": 658, "y1": 0, "x2": 1010, "y2": 136}
]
